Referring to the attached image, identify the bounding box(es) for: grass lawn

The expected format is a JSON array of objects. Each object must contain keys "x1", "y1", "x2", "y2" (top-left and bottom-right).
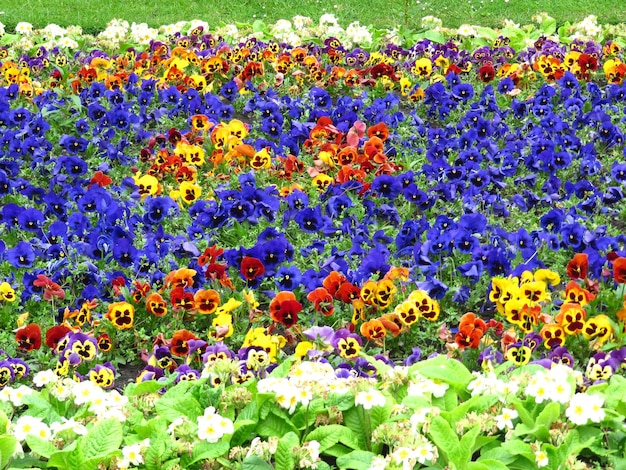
[{"x1": 0, "y1": 0, "x2": 623, "y2": 33}]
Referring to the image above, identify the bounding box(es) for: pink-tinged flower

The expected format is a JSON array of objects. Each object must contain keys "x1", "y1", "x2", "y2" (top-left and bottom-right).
[{"x1": 33, "y1": 274, "x2": 65, "y2": 301}]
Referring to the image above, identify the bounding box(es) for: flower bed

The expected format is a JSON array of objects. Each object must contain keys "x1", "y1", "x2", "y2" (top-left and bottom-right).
[{"x1": 0, "y1": 13, "x2": 626, "y2": 469}]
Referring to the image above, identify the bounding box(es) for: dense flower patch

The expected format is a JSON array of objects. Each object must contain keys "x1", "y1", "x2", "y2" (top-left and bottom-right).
[{"x1": 0, "y1": 14, "x2": 626, "y2": 469}]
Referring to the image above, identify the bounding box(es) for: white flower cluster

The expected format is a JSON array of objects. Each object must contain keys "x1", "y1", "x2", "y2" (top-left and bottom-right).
[
  {"x1": 406, "y1": 372, "x2": 449, "y2": 398},
  {"x1": 41, "y1": 23, "x2": 67, "y2": 40},
  {"x1": 565, "y1": 393, "x2": 605, "y2": 426},
  {"x1": 214, "y1": 23, "x2": 240, "y2": 42},
  {"x1": 0, "y1": 22, "x2": 5, "y2": 37},
  {"x1": 420, "y1": 16, "x2": 443, "y2": 30},
  {"x1": 525, "y1": 364, "x2": 578, "y2": 404},
  {"x1": 130, "y1": 22, "x2": 159, "y2": 46},
  {"x1": 97, "y1": 19, "x2": 130, "y2": 48},
  {"x1": 160, "y1": 21, "x2": 188, "y2": 37},
  {"x1": 467, "y1": 371, "x2": 520, "y2": 399},
  {"x1": 355, "y1": 388, "x2": 386, "y2": 409},
  {"x1": 257, "y1": 376, "x2": 314, "y2": 414},
  {"x1": 15, "y1": 22, "x2": 33, "y2": 35},
  {"x1": 270, "y1": 20, "x2": 302, "y2": 46},
  {"x1": 197, "y1": 406, "x2": 234, "y2": 443},
  {"x1": 118, "y1": 438, "x2": 151, "y2": 469},
  {"x1": 345, "y1": 22, "x2": 372, "y2": 47},
  {"x1": 570, "y1": 15, "x2": 601, "y2": 40}
]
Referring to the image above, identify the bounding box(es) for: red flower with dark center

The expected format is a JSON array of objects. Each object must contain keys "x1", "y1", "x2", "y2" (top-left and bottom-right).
[
  {"x1": 45, "y1": 325, "x2": 71, "y2": 349},
  {"x1": 169, "y1": 286, "x2": 196, "y2": 311},
  {"x1": 269, "y1": 291, "x2": 302, "y2": 328},
  {"x1": 15, "y1": 324, "x2": 42, "y2": 352},
  {"x1": 478, "y1": 63, "x2": 495, "y2": 82},
  {"x1": 240, "y1": 256, "x2": 265, "y2": 281},
  {"x1": 307, "y1": 287, "x2": 334, "y2": 316},
  {"x1": 33, "y1": 274, "x2": 65, "y2": 301},
  {"x1": 170, "y1": 329, "x2": 198, "y2": 356},
  {"x1": 566, "y1": 253, "x2": 589, "y2": 280},
  {"x1": 335, "y1": 282, "x2": 361, "y2": 304}
]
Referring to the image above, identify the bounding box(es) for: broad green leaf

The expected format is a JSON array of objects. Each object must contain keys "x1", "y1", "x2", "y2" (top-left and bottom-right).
[
  {"x1": 443, "y1": 394, "x2": 498, "y2": 426},
  {"x1": 188, "y1": 440, "x2": 230, "y2": 465},
  {"x1": 432, "y1": 387, "x2": 458, "y2": 412},
  {"x1": 509, "y1": 398, "x2": 534, "y2": 428},
  {"x1": 80, "y1": 418, "x2": 123, "y2": 463},
  {"x1": 242, "y1": 455, "x2": 274, "y2": 470},
  {"x1": 342, "y1": 408, "x2": 369, "y2": 449},
  {"x1": 469, "y1": 460, "x2": 509, "y2": 470},
  {"x1": 155, "y1": 394, "x2": 203, "y2": 422},
  {"x1": 231, "y1": 419, "x2": 258, "y2": 447},
  {"x1": 459, "y1": 425, "x2": 481, "y2": 465},
  {"x1": 422, "y1": 30, "x2": 445, "y2": 44},
  {"x1": 429, "y1": 415, "x2": 460, "y2": 465},
  {"x1": 540, "y1": 17, "x2": 557, "y2": 35},
  {"x1": 475, "y1": 27, "x2": 498, "y2": 42},
  {"x1": 274, "y1": 431, "x2": 299, "y2": 470},
  {"x1": 291, "y1": 398, "x2": 325, "y2": 429},
  {"x1": 22, "y1": 394, "x2": 62, "y2": 423},
  {"x1": 336, "y1": 450, "x2": 377, "y2": 469},
  {"x1": 323, "y1": 443, "x2": 352, "y2": 457},
  {"x1": 304, "y1": 425, "x2": 343, "y2": 453},
  {"x1": 268, "y1": 356, "x2": 296, "y2": 378},
  {"x1": 25, "y1": 435, "x2": 57, "y2": 459},
  {"x1": 125, "y1": 379, "x2": 172, "y2": 396},
  {"x1": 0, "y1": 410, "x2": 8, "y2": 433},
  {"x1": 411, "y1": 355, "x2": 473, "y2": 392},
  {"x1": 0, "y1": 435, "x2": 17, "y2": 469},
  {"x1": 256, "y1": 411, "x2": 298, "y2": 438},
  {"x1": 369, "y1": 399, "x2": 393, "y2": 432},
  {"x1": 47, "y1": 440, "x2": 79, "y2": 469},
  {"x1": 535, "y1": 401, "x2": 561, "y2": 429},
  {"x1": 144, "y1": 435, "x2": 168, "y2": 470}
]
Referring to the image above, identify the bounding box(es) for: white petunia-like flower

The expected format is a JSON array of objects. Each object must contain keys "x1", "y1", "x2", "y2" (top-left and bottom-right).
[
  {"x1": 495, "y1": 407, "x2": 518, "y2": 430},
  {"x1": 535, "y1": 449, "x2": 549, "y2": 467},
  {"x1": 355, "y1": 388, "x2": 386, "y2": 410},
  {"x1": 197, "y1": 407, "x2": 233, "y2": 443},
  {"x1": 415, "y1": 440, "x2": 436, "y2": 464},
  {"x1": 50, "y1": 417, "x2": 87, "y2": 436},
  {"x1": 15, "y1": 22, "x2": 33, "y2": 35},
  {"x1": 8, "y1": 385, "x2": 33, "y2": 407},
  {"x1": 566, "y1": 392, "x2": 605, "y2": 426},
  {"x1": 32, "y1": 370, "x2": 58, "y2": 388},
  {"x1": 12, "y1": 416, "x2": 50, "y2": 441}
]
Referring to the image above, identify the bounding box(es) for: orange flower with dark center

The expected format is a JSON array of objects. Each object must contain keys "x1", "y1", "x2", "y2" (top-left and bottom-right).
[
  {"x1": 360, "y1": 319, "x2": 386, "y2": 341},
  {"x1": 146, "y1": 292, "x2": 168, "y2": 317},
  {"x1": 15, "y1": 324, "x2": 42, "y2": 352},
  {"x1": 269, "y1": 291, "x2": 302, "y2": 328},
  {"x1": 367, "y1": 123, "x2": 389, "y2": 141},
  {"x1": 556, "y1": 303, "x2": 586, "y2": 335},
  {"x1": 564, "y1": 280, "x2": 595, "y2": 305},
  {"x1": 170, "y1": 329, "x2": 198, "y2": 356},
  {"x1": 97, "y1": 333, "x2": 113, "y2": 352},
  {"x1": 306, "y1": 287, "x2": 334, "y2": 316},
  {"x1": 45, "y1": 325, "x2": 71, "y2": 349},
  {"x1": 240, "y1": 256, "x2": 265, "y2": 281},
  {"x1": 540, "y1": 324, "x2": 566, "y2": 349},
  {"x1": 106, "y1": 301, "x2": 135, "y2": 330},
  {"x1": 612, "y1": 257, "x2": 626, "y2": 284},
  {"x1": 566, "y1": 253, "x2": 589, "y2": 280},
  {"x1": 335, "y1": 282, "x2": 361, "y2": 304},
  {"x1": 454, "y1": 312, "x2": 487, "y2": 349},
  {"x1": 194, "y1": 289, "x2": 220, "y2": 314},
  {"x1": 478, "y1": 62, "x2": 495, "y2": 82}
]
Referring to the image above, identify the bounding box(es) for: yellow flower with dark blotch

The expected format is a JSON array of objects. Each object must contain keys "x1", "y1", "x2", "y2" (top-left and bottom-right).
[
  {"x1": 505, "y1": 344, "x2": 532, "y2": 366},
  {"x1": 55, "y1": 357, "x2": 70, "y2": 377},
  {"x1": 489, "y1": 277, "x2": 515, "y2": 307},
  {"x1": 557, "y1": 303, "x2": 586, "y2": 335},
  {"x1": 70, "y1": 337, "x2": 98, "y2": 362},
  {"x1": 409, "y1": 290, "x2": 439, "y2": 321},
  {"x1": 245, "y1": 348, "x2": 271, "y2": 371},
  {"x1": 360, "y1": 280, "x2": 378, "y2": 305},
  {"x1": 540, "y1": 324, "x2": 566, "y2": 349},
  {"x1": 395, "y1": 300, "x2": 420, "y2": 326},
  {"x1": 336, "y1": 336, "x2": 361, "y2": 360},
  {"x1": 250, "y1": 147, "x2": 272, "y2": 170},
  {"x1": 178, "y1": 181, "x2": 201, "y2": 204},
  {"x1": 504, "y1": 297, "x2": 527, "y2": 325},
  {"x1": 134, "y1": 174, "x2": 159, "y2": 199},
  {"x1": 211, "y1": 312, "x2": 233, "y2": 338},
  {"x1": 106, "y1": 301, "x2": 135, "y2": 330},
  {"x1": 0, "y1": 282, "x2": 16, "y2": 302},
  {"x1": 89, "y1": 366, "x2": 115, "y2": 389},
  {"x1": 582, "y1": 315, "x2": 613, "y2": 344},
  {"x1": 0, "y1": 365, "x2": 13, "y2": 387},
  {"x1": 412, "y1": 57, "x2": 432, "y2": 77},
  {"x1": 312, "y1": 173, "x2": 333, "y2": 191},
  {"x1": 374, "y1": 280, "x2": 396, "y2": 309}
]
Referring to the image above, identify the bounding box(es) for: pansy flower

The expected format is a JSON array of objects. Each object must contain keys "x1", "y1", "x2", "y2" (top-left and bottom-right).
[
  {"x1": 455, "y1": 313, "x2": 486, "y2": 349},
  {"x1": 240, "y1": 256, "x2": 265, "y2": 283},
  {"x1": 556, "y1": 303, "x2": 586, "y2": 335},
  {"x1": 67, "y1": 332, "x2": 98, "y2": 362},
  {"x1": 106, "y1": 301, "x2": 135, "y2": 330},
  {"x1": 97, "y1": 333, "x2": 113, "y2": 352},
  {"x1": 611, "y1": 257, "x2": 626, "y2": 284},
  {"x1": 89, "y1": 363, "x2": 116, "y2": 389},
  {"x1": 44, "y1": 325, "x2": 71, "y2": 349},
  {"x1": 360, "y1": 319, "x2": 386, "y2": 343},
  {"x1": 505, "y1": 342, "x2": 532, "y2": 366},
  {"x1": 331, "y1": 328, "x2": 362, "y2": 360},
  {"x1": 269, "y1": 291, "x2": 302, "y2": 328},
  {"x1": 566, "y1": 253, "x2": 589, "y2": 280},
  {"x1": 0, "y1": 361, "x2": 15, "y2": 387},
  {"x1": 582, "y1": 315, "x2": 613, "y2": 344},
  {"x1": 15, "y1": 324, "x2": 42, "y2": 352},
  {"x1": 170, "y1": 329, "x2": 199, "y2": 357},
  {"x1": 539, "y1": 324, "x2": 566, "y2": 349},
  {"x1": 0, "y1": 281, "x2": 16, "y2": 302},
  {"x1": 146, "y1": 292, "x2": 168, "y2": 317},
  {"x1": 194, "y1": 289, "x2": 220, "y2": 314},
  {"x1": 170, "y1": 286, "x2": 196, "y2": 312},
  {"x1": 306, "y1": 287, "x2": 334, "y2": 316}
]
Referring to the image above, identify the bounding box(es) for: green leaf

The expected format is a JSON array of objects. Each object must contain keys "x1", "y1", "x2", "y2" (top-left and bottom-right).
[
  {"x1": 155, "y1": 394, "x2": 203, "y2": 422},
  {"x1": 342, "y1": 408, "x2": 369, "y2": 449},
  {"x1": 268, "y1": 356, "x2": 296, "y2": 378},
  {"x1": 336, "y1": 450, "x2": 377, "y2": 469},
  {"x1": 188, "y1": 440, "x2": 230, "y2": 464},
  {"x1": 475, "y1": 27, "x2": 498, "y2": 42},
  {"x1": 459, "y1": 425, "x2": 481, "y2": 465},
  {"x1": 256, "y1": 411, "x2": 298, "y2": 438},
  {"x1": 305, "y1": 425, "x2": 343, "y2": 453},
  {"x1": 80, "y1": 418, "x2": 123, "y2": 464},
  {"x1": 429, "y1": 415, "x2": 460, "y2": 465},
  {"x1": 535, "y1": 401, "x2": 561, "y2": 429},
  {"x1": 144, "y1": 435, "x2": 168, "y2": 470},
  {"x1": 422, "y1": 30, "x2": 445, "y2": 44},
  {"x1": 242, "y1": 455, "x2": 274, "y2": 470},
  {"x1": 25, "y1": 435, "x2": 57, "y2": 459},
  {"x1": 433, "y1": 387, "x2": 458, "y2": 412},
  {"x1": 22, "y1": 393, "x2": 62, "y2": 423},
  {"x1": 411, "y1": 355, "x2": 473, "y2": 393},
  {"x1": 0, "y1": 435, "x2": 17, "y2": 469},
  {"x1": 0, "y1": 410, "x2": 8, "y2": 433},
  {"x1": 540, "y1": 17, "x2": 557, "y2": 35},
  {"x1": 368, "y1": 399, "x2": 392, "y2": 432},
  {"x1": 275, "y1": 431, "x2": 299, "y2": 470},
  {"x1": 468, "y1": 460, "x2": 509, "y2": 470},
  {"x1": 125, "y1": 378, "x2": 172, "y2": 396}
]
